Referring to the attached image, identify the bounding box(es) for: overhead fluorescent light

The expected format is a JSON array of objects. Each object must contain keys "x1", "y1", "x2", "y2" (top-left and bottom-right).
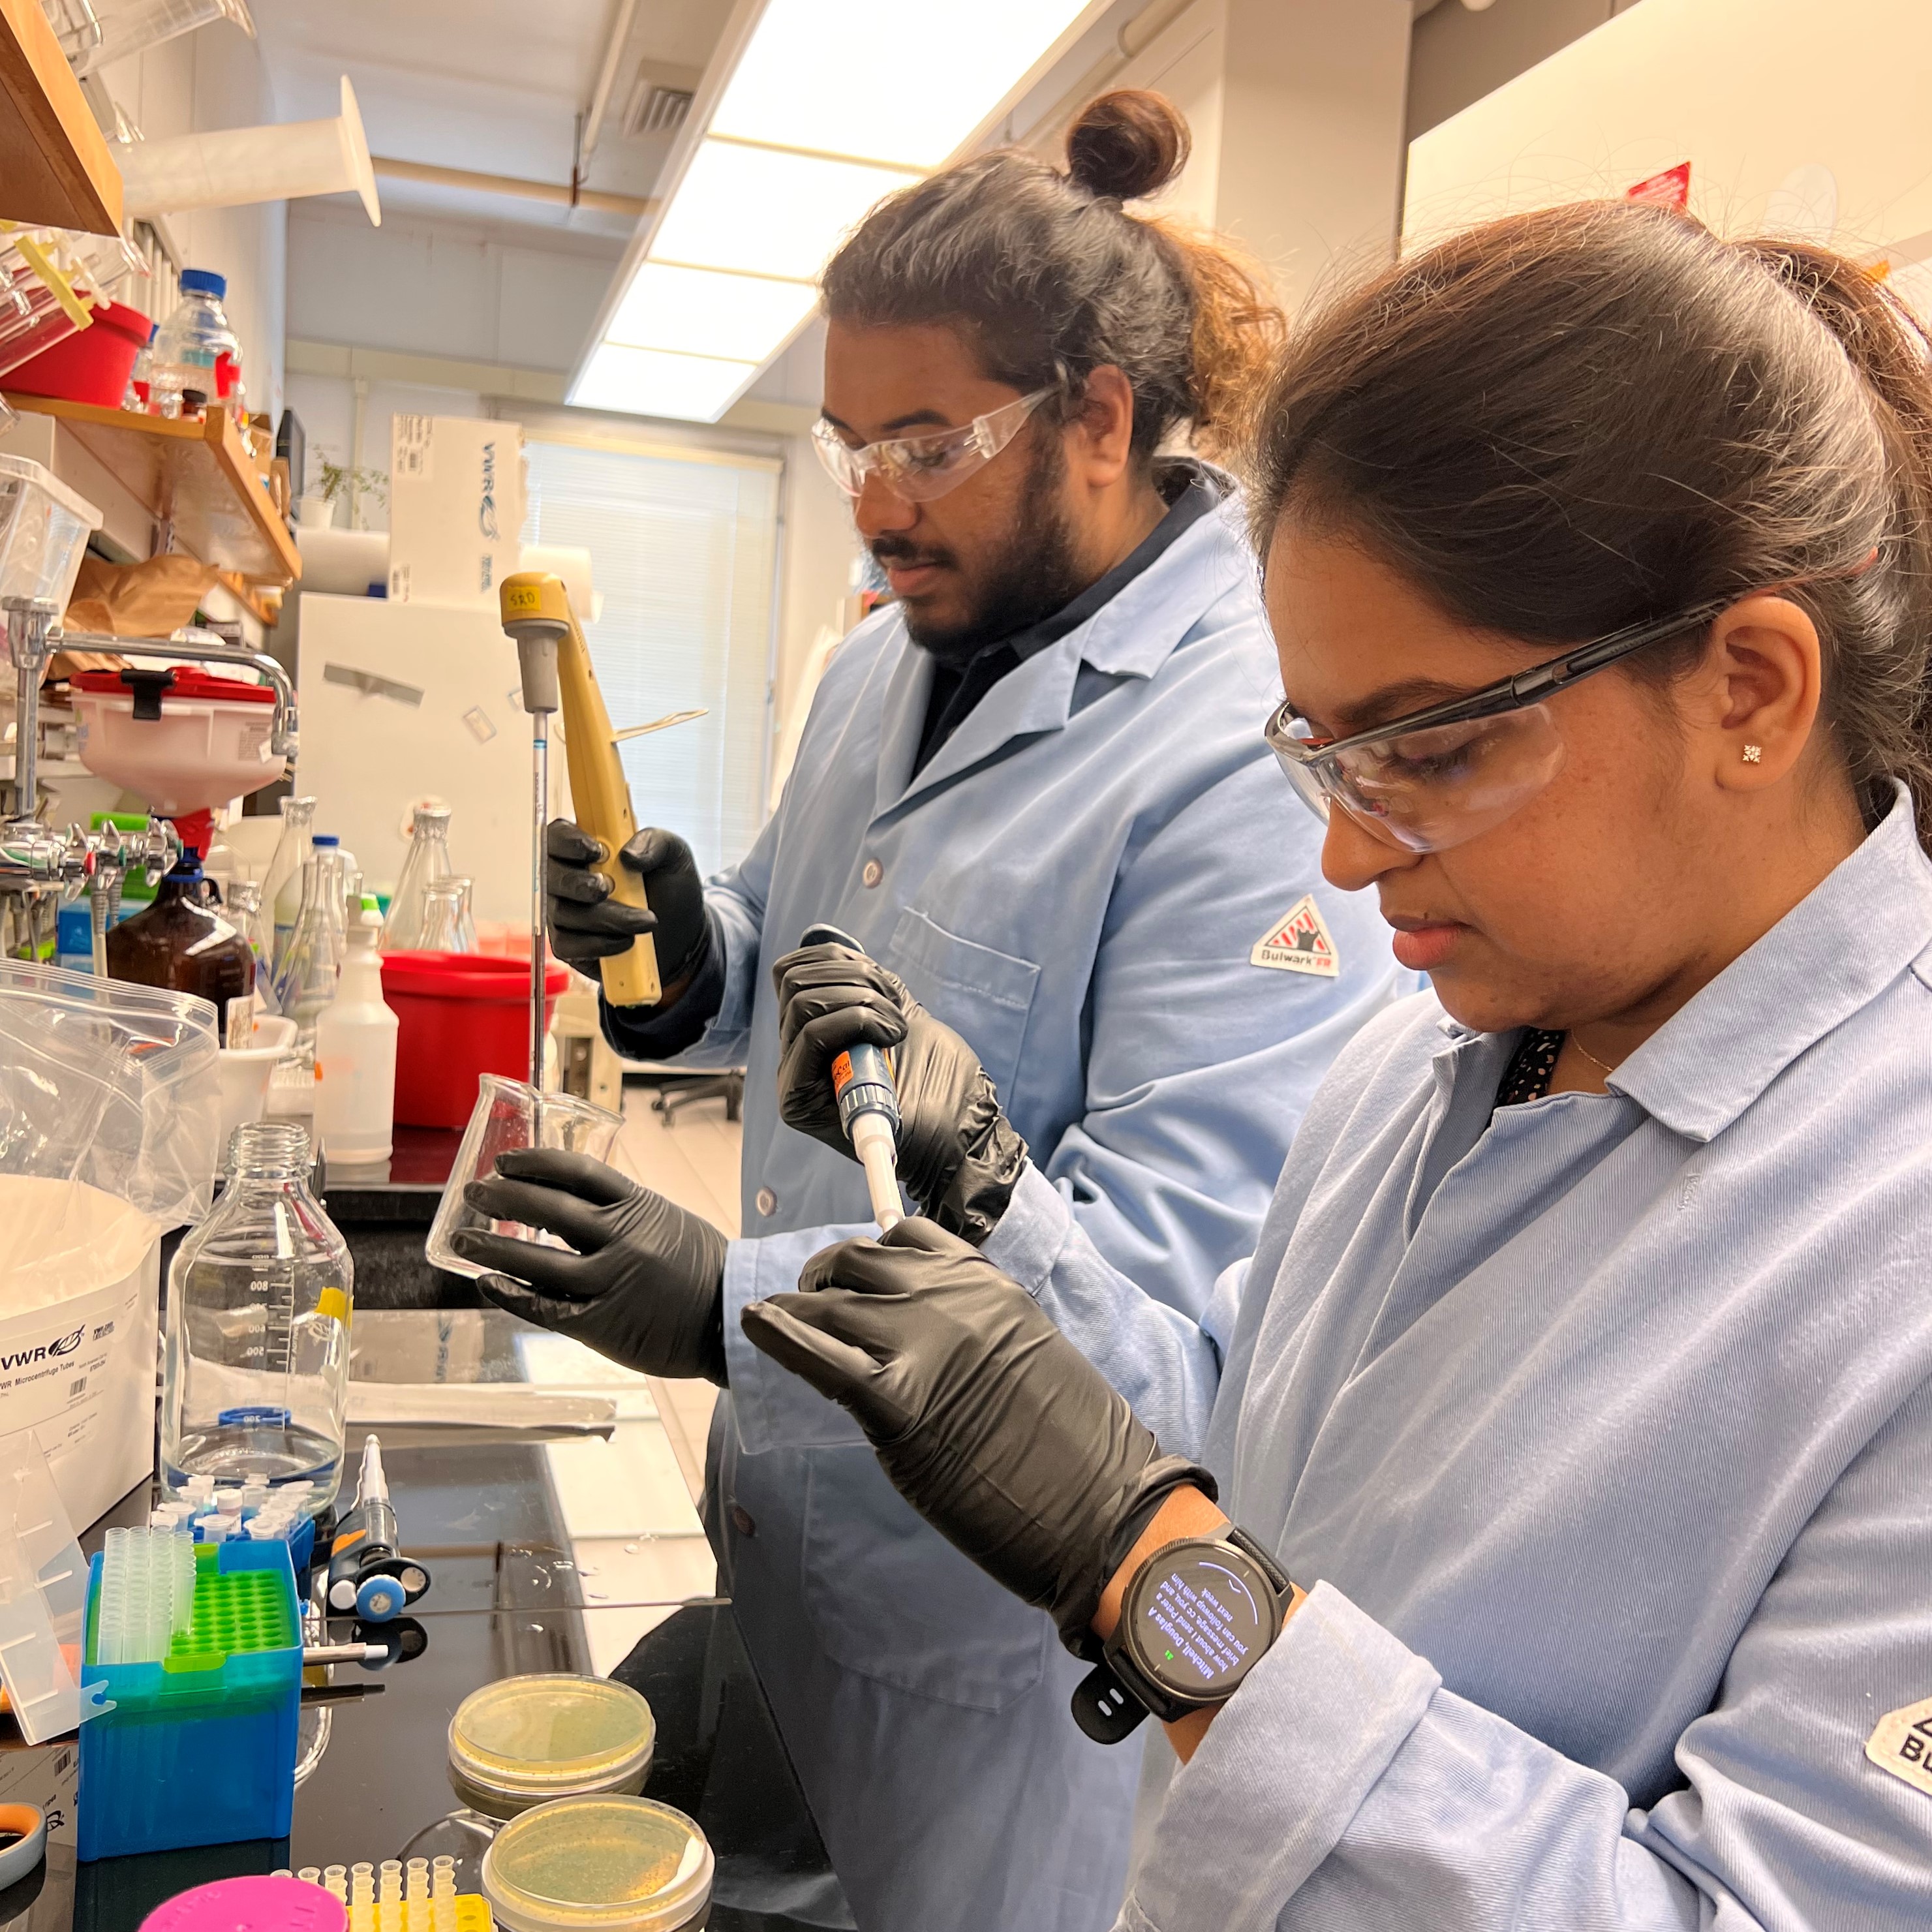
[
  {"x1": 709, "y1": 0, "x2": 1100, "y2": 170},
  {"x1": 651, "y1": 142, "x2": 919, "y2": 283},
  {"x1": 570, "y1": 0, "x2": 1105, "y2": 423},
  {"x1": 605, "y1": 262, "x2": 818, "y2": 363},
  {"x1": 572, "y1": 343, "x2": 759, "y2": 423}
]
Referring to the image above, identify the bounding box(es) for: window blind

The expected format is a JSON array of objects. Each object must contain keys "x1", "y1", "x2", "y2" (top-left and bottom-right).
[{"x1": 523, "y1": 437, "x2": 779, "y2": 875}]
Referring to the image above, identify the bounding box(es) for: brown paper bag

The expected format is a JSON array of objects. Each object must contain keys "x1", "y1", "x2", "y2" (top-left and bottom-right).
[{"x1": 64, "y1": 553, "x2": 220, "y2": 639}]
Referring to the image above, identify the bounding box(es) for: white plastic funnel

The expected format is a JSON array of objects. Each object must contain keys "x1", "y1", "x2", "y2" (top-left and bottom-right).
[{"x1": 119, "y1": 76, "x2": 380, "y2": 225}]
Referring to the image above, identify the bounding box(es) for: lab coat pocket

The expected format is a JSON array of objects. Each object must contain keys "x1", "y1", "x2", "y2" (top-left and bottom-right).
[
  {"x1": 801, "y1": 1448, "x2": 1051, "y2": 1711},
  {"x1": 884, "y1": 908, "x2": 1041, "y2": 1100}
]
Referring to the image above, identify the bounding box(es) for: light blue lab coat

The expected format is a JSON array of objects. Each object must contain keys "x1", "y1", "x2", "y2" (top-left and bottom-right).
[
  {"x1": 639, "y1": 494, "x2": 1409, "y2": 1932},
  {"x1": 977, "y1": 786, "x2": 1932, "y2": 1932}
]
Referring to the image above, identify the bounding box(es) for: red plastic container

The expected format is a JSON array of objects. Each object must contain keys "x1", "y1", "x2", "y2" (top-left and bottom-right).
[
  {"x1": 8, "y1": 299, "x2": 151, "y2": 407},
  {"x1": 382, "y1": 950, "x2": 568, "y2": 1129}
]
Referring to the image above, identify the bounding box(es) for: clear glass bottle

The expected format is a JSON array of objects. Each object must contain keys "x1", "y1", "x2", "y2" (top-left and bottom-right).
[
  {"x1": 382, "y1": 805, "x2": 454, "y2": 951},
  {"x1": 420, "y1": 874, "x2": 478, "y2": 954},
  {"x1": 264, "y1": 794, "x2": 317, "y2": 975},
  {"x1": 161, "y1": 1120, "x2": 352, "y2": 1514},
  {"x1": 274, "y1": 838, "x2": 344, "y2": 1047},
  {"x1": 226, "y1": 878, "x2": 278, "y2": 1016}
]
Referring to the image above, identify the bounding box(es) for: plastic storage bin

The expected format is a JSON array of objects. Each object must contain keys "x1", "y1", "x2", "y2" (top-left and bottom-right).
[
  {"x1": 77, "y1": 1538, "x2": 302, "y2": 1860},
  {"x1": 6, "y1": 299, "x2": 153, "y2": 407},
  {"x1": 382, "y1": 951, "x2": 568, "y2": 1128},
  {"x1": 0, "y1": 455, "x2": 98, "y2": 611}
]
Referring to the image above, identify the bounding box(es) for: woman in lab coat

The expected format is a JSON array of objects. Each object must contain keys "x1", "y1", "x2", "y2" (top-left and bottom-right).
[{"x1": 744, "y1": 200, "x2": 1932, "y2": 1928}]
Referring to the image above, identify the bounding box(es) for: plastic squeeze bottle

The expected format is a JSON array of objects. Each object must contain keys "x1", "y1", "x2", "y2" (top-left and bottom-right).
[{"x1": 315, "y1": 899, "x2": 397, "y2": 1169}]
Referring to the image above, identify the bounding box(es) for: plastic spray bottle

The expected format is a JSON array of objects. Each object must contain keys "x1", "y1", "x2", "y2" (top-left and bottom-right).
[{"x1": 315, "y1": 897, "x2": 397, "y2": 1169}]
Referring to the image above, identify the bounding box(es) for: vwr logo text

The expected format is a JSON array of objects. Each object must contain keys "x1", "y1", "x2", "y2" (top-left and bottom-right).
[
  {"x1": 479, "y1": 440, "x2": 499, "y2": 541},
  {"x1": 0, "y1": 1327, "x2": 84, "y2": 1372}
]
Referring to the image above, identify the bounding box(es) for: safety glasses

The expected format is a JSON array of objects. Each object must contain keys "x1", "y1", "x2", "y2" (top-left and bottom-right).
[
  {"x1": 1265, "y1": 598, "x2": 1733, "y2": 853},
  {"x1": 811, "y1": 387, "x2": 1056, "y2": 504}
]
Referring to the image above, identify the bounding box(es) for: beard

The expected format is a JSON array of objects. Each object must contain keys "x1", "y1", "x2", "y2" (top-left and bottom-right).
[{"x1": 870, "y1": 433, "x2": 1091, "y2": 667}]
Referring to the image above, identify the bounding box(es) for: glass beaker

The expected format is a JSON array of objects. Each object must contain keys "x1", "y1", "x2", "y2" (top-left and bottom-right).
[
  {"x1": 420, "y1": 875, "x2": 478, "y2": 955},
  {"x1": 426, "y1": 1076, "x2": 622, "y2": 1279},
  {"x1": 382, "y1": 805, "x2": 455, "y2": 952},
  {"x1": 263, "y1": 794, "x2": 316, "y2": 975},
  {"x1": 161, "y1": 1120, "x2": 352, "y2": 1514}
]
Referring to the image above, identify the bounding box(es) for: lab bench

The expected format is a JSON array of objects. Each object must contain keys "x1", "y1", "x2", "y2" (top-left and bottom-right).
[{"x1": 1, "y1": 1174, "x2": 842, "y2": 1932}]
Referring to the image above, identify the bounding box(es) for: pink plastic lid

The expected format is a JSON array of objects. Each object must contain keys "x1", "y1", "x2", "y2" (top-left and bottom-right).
[{"x1": 140, "y1": 1877, "x2": 348, "y2": 1931}]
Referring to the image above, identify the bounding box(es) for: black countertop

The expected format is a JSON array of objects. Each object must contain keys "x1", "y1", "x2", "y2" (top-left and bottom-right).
[{"x1": 7, "y1": 1167, "x2": 849, "y2": 1932}]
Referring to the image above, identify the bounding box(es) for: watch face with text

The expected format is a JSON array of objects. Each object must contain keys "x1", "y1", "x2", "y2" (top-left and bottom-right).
[{"x1": 1124, "y1": 1542, "x2": 1275, "y2": 1701}]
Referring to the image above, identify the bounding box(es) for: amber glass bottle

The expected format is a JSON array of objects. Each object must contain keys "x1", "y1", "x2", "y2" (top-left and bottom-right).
[{"x1": 106, "y1": 852, "x2": 254, "y2": 1043}]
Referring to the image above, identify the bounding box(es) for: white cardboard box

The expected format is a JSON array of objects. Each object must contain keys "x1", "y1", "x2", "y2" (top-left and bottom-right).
[{"x1": 387, "y1": 414, "x2": 525, "y2": 610}]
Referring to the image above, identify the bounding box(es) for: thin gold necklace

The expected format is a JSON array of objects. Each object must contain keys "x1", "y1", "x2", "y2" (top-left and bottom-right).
[{"x1": 1568, "y1": 1033, "x2": 1618, "y2": 1078}]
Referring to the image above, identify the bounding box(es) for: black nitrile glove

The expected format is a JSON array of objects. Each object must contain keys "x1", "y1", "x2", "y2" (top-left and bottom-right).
[
  {"x1": 741, "y1": 1218, "x2": 1210, "y2": 1653},
  {"x1": 545, "y1": 819, "x2": 709, "y2": 996},
  {"x1": 452, "y1": 1148, "x2": 728, "y2": 1385},
  {"x1": 771, "y1": 942, "x2": 1027, "y2": 1244}
]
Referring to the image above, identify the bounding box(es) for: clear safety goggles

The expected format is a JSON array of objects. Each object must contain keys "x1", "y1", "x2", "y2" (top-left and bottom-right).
[
  {"x1": 810, "y1": 387, "x2": 1056, "y2": 504},
  {"x1": 1265, "y1": 598, "x2": 1732, "y2": 853}
]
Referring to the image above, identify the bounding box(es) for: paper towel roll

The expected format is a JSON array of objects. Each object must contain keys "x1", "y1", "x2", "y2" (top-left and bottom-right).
[{"x1": 295, "y1": 525, "x2": 390, "y2": 597}]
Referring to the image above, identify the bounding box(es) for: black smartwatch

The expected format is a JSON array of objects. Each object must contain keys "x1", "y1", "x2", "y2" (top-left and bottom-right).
[{"x1": 1072, "y1": 1529, "x2": 1293, "y2": 1744}]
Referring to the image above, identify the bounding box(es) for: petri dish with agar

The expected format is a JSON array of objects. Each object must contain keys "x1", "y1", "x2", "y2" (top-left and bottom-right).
[
  {"x1": 481, "y1": 1797, "x2": 713, "y2": 1932},
  {"x1": 447, "y1": 1674, "x2": 656, "y2": 1822}
]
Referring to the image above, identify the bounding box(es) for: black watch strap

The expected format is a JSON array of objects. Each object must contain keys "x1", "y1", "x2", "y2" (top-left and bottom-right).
[{"x1": 1071, "y1": 1527, "x2": 1294, "y2": 1743}]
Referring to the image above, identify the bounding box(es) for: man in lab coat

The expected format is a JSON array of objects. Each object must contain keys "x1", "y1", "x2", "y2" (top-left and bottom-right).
[{"x1": 455, "y1": 92, "x2": 1408, "y2": 1932}]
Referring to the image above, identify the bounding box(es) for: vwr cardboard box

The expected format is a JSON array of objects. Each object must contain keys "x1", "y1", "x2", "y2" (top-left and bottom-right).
[{"x1": 388, "y1": 414, "x2": 527, "y2": 610}]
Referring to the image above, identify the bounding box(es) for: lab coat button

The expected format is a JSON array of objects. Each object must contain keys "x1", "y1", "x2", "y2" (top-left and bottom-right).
[
  {"x1": 731, "y1": 1505, "x2": 756, "y2": 1538},
  {"x1": 861, "y1": 859, "x2": 883, "y2": 888},
  {"x1": 756, "y1": 1186, "x2": 777, "y2": 1216}
]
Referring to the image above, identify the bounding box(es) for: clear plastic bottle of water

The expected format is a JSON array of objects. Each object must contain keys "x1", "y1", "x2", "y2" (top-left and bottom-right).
[
  {"x1": 148, "y1": 268, "x2": 241, "y2": 420},
  {"x1": 161, "y1": 1120, "x2": 352, "y2": 1515}
]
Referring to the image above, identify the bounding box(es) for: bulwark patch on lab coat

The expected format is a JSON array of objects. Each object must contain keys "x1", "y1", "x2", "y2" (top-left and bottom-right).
[
  {"x1": 1867, "y1": 1696, "x2": 1932, "y2": 1798},
  {"x1": 1251, "y1": 894, "x2": 1340, "y2": 976}
]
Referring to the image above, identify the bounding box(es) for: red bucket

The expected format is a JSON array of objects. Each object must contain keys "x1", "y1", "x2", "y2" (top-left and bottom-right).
[
  {"x1": 8, "y1": 300, "x2": 152, "y2": 407},
  {"x1": 381, "y1": 951, "x2": 569, "y2": 1129}
]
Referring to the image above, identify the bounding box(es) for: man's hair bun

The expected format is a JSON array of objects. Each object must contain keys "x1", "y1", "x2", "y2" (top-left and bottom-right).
[{"x1": 1065, "y1": 89, "x2": 1190, "y2": 204}]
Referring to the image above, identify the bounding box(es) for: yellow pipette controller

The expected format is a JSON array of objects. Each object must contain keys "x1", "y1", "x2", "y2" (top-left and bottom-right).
[{"x1": 500, "y1": 571, "x2": 661, "y2": 1008}]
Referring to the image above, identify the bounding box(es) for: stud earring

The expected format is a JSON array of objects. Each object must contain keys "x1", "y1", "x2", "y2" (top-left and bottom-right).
[{"x1": 1742, "y1": 744, "x2": 1763, "y2": 764}]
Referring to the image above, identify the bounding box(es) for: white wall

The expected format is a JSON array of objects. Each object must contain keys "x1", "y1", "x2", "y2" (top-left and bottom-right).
[
  {"x1": 281, "y1": 366, "x2": 861, "y2": 774},
  {"x1": 97, "y1": 18, "x2": 288, "y2": 420},
  {"x1": 1027, "y1": 0, "x2": 1411, "y2": 315},
  {"x1": 1405, "y1": 0, "x2": 1631, "y2": 145},
  {"x1": 1404, "y1": 0, "x2": 1932, "y2": 264},
  {"x1": 286, "y1": 202, "x2": 621, "y2": 373},
  {"x1": 283, "y1": 372, "x2": 484, "y2": 521}
]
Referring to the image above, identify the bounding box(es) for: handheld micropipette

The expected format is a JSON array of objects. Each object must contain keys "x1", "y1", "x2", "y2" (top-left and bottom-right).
[
  {"x1": 799, "y1": 923, "x2": 903, "y2": 1231},
  {"x1": 326, "y1": 1437, "x2": 431, "y2": 1623}
]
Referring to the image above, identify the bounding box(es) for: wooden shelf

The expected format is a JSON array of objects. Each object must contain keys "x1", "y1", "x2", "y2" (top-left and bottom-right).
[
  {"x1": 0, "y1": 0, "x2": 121, "y2": 234},
  {"x1": 3, "y1": 394, "x2": 301, "y2": 586}
]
